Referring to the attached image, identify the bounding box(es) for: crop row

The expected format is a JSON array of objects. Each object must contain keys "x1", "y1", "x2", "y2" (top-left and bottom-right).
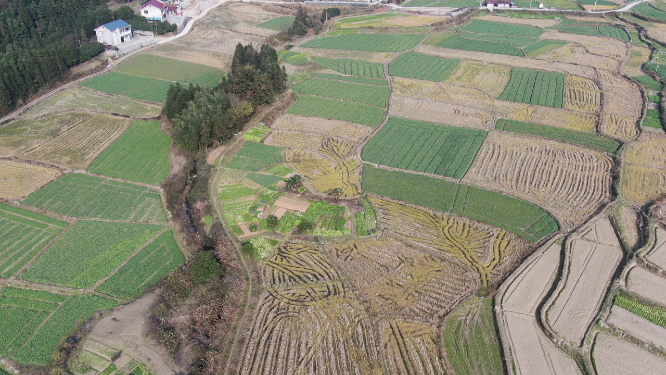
[
  {"x1": 388, "y1": 52, "x2": 461, "y2": 82},
  {"x1": 362, "y1": 164, "x2": 558, "y2": 242},
  {"x1": 498, "y1": 68, "x2": 565, "y2": 108},
  {"x1": 20, "y1": 220, "x2": 162, "y2": 289},
  {"x1": 312, "y1": 57, "x2": 385, "y2": 79},
  {"x1": 434, "y1": 34, "x2": 523, "y2": 56},
  {"x1": 361, "y1": 117, "x2": 486, "y2": 179},
  {"x1": 291, "y1": 78, "x2": 389, "y2": 107},
  {"x1": 614, "y1": 293, "x2": 666, "y2": 328},
  {"x1": 88, "y1": 120, "x2": 171, "y2": 185},
  {"x1": 24, "y1": 173, "x2": 166, "y2": 224},
  {"x1": 97, "y1": 230, "x2": 184, "y2": 299},
  {"x1": 287, "y1": 95, "x2": 385, "y2": 127},
  {"x1": 301, "y1": 33, "x2": 424, "y2": 52},
  {"x1": 496, "y1": 119, "x2": 620, "y2": 153}
]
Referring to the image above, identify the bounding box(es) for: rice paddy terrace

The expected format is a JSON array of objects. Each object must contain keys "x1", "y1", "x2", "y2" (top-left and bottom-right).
[{"x1": 3, "y1": 2, "x2": 666, "y2": 374}]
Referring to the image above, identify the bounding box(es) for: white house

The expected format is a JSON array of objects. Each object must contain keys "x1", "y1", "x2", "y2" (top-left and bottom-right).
[
  {"x1": 141, "y1": 0, "x2": 167, "y2": 21},
  {"x1": 95, "y1": 20, "x2": 133, "y2": 46}
]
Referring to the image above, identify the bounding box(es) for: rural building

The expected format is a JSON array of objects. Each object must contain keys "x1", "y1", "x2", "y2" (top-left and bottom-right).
[
  {"x1": 484, "y1": 0, "x2": 516, "y2": 7},
  {"x1": 141, "y1": 0, "x2": 167, "y2": 20},
  {"x1": 94, "y1": 19, "x2": 133, "y2": 46}
]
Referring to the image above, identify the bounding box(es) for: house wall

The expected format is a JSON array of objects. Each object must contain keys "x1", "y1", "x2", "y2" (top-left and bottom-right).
[
  {"x1": 142, "y1": 5, "x2": 165, "y2": 20},
  {"x1": 96, "y1": 26, "x2": 132, "y2": 46},
  {"x1": 96, "y1": 28, "x2": 115, "y2": 45}
]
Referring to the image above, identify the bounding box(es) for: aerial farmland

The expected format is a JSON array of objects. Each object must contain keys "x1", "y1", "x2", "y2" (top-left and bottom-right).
[{"x1": 2, "y1": 0, "x2": 666, "y2": 374}]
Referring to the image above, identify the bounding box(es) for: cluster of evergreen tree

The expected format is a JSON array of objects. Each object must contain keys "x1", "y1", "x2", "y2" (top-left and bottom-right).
[
  {"x1": 0, "y1": 0, "x2": 113, "y2": 115},
  {"x1": 165, "y1": 43, "x2": 287, "y2": 153},
  {"x1": 282, "y1": 6, "x2": 340, "y2": 39}
]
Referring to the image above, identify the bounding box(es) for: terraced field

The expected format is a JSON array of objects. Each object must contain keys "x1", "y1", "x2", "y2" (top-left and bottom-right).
[
  {"x1": 0, "y1": 160, "x2": 61, "y2": 199},
  {"x1": 116, "y1": 54, "x2": 225, "y2": 86},
  {"x1": 301, "y1": 33, "x2": 424, "y2": 52}
]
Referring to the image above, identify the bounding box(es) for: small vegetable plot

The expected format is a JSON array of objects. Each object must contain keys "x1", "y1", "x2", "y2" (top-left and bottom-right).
[
  {"x1": 292, "y1": 78, "x2": 389, "y2": 107},
  {"x1": 389, "y1": 52, "x2": 460, "y2": 82},
  {"x1": 301, "y1": 33, "x2": 424, "y2": 52},
  {"x1": 312, "y1": 57, "x2": 385, "y2": 79},
  {"x1": 498, "y1": 68, "x2": 565, "y2": 108},
  {"x1": 361, "y1": 117, "x2": 486, "y2": 179}
]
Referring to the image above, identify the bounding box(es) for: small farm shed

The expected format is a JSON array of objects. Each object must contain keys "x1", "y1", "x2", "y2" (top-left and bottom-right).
[
  {"x1": 142, "y1": 0, "x2": 167, "y2": 20},
  {"x1": 484, "y1": 0, "x2": 516, "y2": 7},
  {"x1": 95, "y1": 20, "x2": 133, "y2": 46}
]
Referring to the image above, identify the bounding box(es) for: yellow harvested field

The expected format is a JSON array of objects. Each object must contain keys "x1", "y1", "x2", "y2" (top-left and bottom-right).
[
  {"x1": 173, "y1": 28, "x2": 265, "y2": 55},
  {"x1": 536, "y1": 44, "x2": 620, "y2": 71},
  {"x1": 270, "y1": 114, "x2": 374, "y2": 143},
  {"x1": 22, "y1": 115, "x2": 129, "y2": 170},
  {"x1": 417, "y1": 45, "x2": 597, "y2": 79},
  {"x1": 541, "y1": 32, "x2": 627, "y2": 60},
  {"x1": 564, "y1": 75, "x2": 601, "y2": 112},
  {"x1": 369, "y1": 197, "x2": 531, "y2": 287},
  {"x1": 293, "y1": 46, "x2": 398, "y2": 64},
  {"x1": 596, "y1": 71, "x2": 641, "y2": 140},
  {"x1": 599, "y1": 113, "x2": 639, "y2": 141},
  {"x1": 326, "y1": 238, "x2": 476, "y2": 323},
  {"x1": 466, "y1": 132, "x2": 613, "y2": 229},
  {"x1": 390, "y1": 95, "x2": 494, "y2": 129},
  {"x1": 309, "y1": 158, "x2": 362, "y2": 196},
  {"x1": 647, "y1": 28, "x2": 666, "y2": 45},
  {"x1": 622, "y1": 136, "x2": 666, "y2": 205},
  {"x1": 285, "y1": 148, "x2": 331, "y2": 176},
  {"x1": 380, "y1": 319, "x2": 445, "y2": 374},
  {"x1": 509, "y1": 105, "x2": 598, "y2": 132},
  {"x1": 241, "y1": 242, "x2": 384, "y2": 375},
  {"x1": 147, "y1": 44, "x2": 231, "y2": 70},
  {"x1": 0, "y1": 159, "x2": 61, "y2": 199},
  {"x1": 263, "y1": 130, "x2": 321, "y2": 149},
  {"x1": 273, "y1": 195, "x2": 310, "y2": 212},
  {"x1": 386, "y1": 15, "x2": 441, "y2": 27},
  {"x1": 446, "y1": 60, "x2": 511, "y2": 97},
  {"x1": 624, "y1": 45, "x2": 651, "y2": 76},
  {"x1": 477, "y1": 14, "x2": 560, "y2": 27}
]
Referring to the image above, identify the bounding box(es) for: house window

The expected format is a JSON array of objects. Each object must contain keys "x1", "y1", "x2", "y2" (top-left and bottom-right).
[{"x1": 144, "y1": 10, "x2": 148, "y2": 14}]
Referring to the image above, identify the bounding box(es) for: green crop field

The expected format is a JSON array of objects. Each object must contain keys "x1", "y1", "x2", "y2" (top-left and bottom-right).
[
  {"x1": 301, "y1": 33, "x2": 424, "y2": 52},
  {"x1": 524, "y1": 40, "x2": 567, "y2": 57},
  {"x1": 287, "y1": 95, "x2": 385, "y2": 127},
  {"x1": 0, "y1": 203, "x2": 69, "y2": 278},
  {"x1": 648, "y1": 94, "x2": 661, "y2": 103},
  {"x1": 362, "y1": 164, "x2": 558, "y2": 242},
  {"x1": 403, "y1": 0, "x2": 478, "y2": 7},
  {"x1": 24, "y1": 173, "x2": 166, "y2": 223},
  {"x1": 334, "y1": 12, "x2": 400, "y2": 28},
  {"x1": 456, "y1": 29, "x2": 538, "y2": 48},
  {"x1": 311, "y1": 73, "x2": 387, "y2": 85},
  {"x1": 634, "y1": 75, "x2": 663, "y2": 91},
  {"x1": 97, "y1": 231, "x2": 184, "y2": 299},
  {"x1": 312, "y1": 57, "x2": 385, "y2": 78},
  {"x1": 646, "y1": 63, "x2": 666, "y2": 81},
  {"x1": 496, "y1": 119, "x2": 620, "y2": 153},
  {"x1": 117, "y1": 54, "x2": 225, "y2": 86},
  {"x1": 79, "y1": 72, "x2": 173, "y2": 102},
  {"x1": 292, "y1": 78, "x2": 389, "y2": 107},
  {"x1": 388, "y1": 52, "x2": 460, "y2": 81},
  {"x1": 499, "y1": 68, "x2": 565, "y2": 107},
  {"x1": 227, "y1": 141, "x2": 284, "y2": 172},
  {"x1": 443, "y1": 298, "x2": 504, "y2": 375},
  {"x1": 552, "y1": 26, "x2": 629, "y2": 41},
  {"x1": 512, "y1": 0, "x2": 581, "y2": 9},
  {"x1": 362, "y1": 117, "x2": 486, "y2": 179},
  {"x1": 20, "y1": 221, "x2": 162, "y2": 288},
  {"x1": 462, "y1": 20, "x2": 544, "y2": 37},
  {"x1": 644, "y1": 108, "x2": 662, "y2": 129},
  {"x1": 243, "y1": 124, "x2": 271, "y2": 142},
  {"x1": 257, "y1": 15, "x2": 295, "y2": 31},
  {"x1": 434, "y1": 34, "x2": 524, "y2": 56},
  {"x1": 278, "y1": 51, "x2": 310, "y2": 65},
  {"x1": 1, "y1": 293, "x2": 116, "y2": 365},
  {"x1": 247, "y1": 173, "x2": 283, "y2": 187},
  {"x1": 615, "y1": 293, "x2": 666, "y2": 328},
  {"x1": 634, "y1": 3, "x2": 666, "y2": 21},
  {"x1": 88, "y1": 120, "x2": 171, "y2": 185}
]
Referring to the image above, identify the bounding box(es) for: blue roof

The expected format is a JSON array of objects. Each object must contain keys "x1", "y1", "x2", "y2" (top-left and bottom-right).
[{"x1": 101, "y1": 19, "x2": 131, "y2": 32}]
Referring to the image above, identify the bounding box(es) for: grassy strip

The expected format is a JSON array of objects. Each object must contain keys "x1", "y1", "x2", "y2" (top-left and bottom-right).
[
  {"x1": 496, "y1": 119, "x2": 620, "y2": 153},
  {"x1": 257, "y1": 15, "x2": 295, "y2": 31}
]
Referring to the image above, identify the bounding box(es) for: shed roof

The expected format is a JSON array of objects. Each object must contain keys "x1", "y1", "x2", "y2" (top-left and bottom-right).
[
  {"x1": 142, "y1": 0, "x2": 165, "y2": 9},
  {"x1": 98, "y1": 19, "x2": 131, "y2": 32}
]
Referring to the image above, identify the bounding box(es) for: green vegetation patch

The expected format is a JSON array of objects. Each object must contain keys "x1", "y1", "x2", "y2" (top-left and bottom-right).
[
  {"x1": 403, "y1": 0, "x2": 478, "y2": 7},
  {"x1": 97, "y1": 231, "x2": 184, "y2": 299},
  {"x1": 247, "y1": 173, "x2": 283, "y2": 187},
  {"x1": 257, "y1": 15, "x2": 295, "y2": 31},
  {"x1": 634, "y1": 75, "x2": 664, "y2": 91},
  {"x1": 117, "y1": 54, "x2": 225, "y2": 86},
  {"x1": 301, "y1": 33, "x2": 424, "y2": 52},
  {"x1": 552, "y1": 25, "x2": 629, "y2": 41},
  {"x1": 455, "y1": 29, "x2": 538, "y2": 48},
  {"x1": 279, "y1": 51, "x2": 310, "y2": 65},
  {"x1": 227, "y1": 141, "x2": 284, "y2": 172},
  {"x1": 462, "y1": 20, "x2": 544, "y2": 37},
  {"x1": 356, "y1": 197, "x2": 377, "y2": 236},
  {"x1": 79, "y1": 72, "x2": 173, "y2": 103},
  {"x1": 311, "y1": 73, "x2": 387, "y2": 85},
  {"x1": 433, "y1": 34, "x2": 524, "y2": 56},
  {"x1": 24, "y1": 173, "x2": 166, "y2": 223},
  {"x1": 615, "y1": 293, "x2": 666, "y2": 328},
  {"x1": 265, "y1": 163, "x2": 293, "y2": 177},
  {"x1": 0, "y1": 203, "x2": 68, "y2": 278},
  {"x1": 287, "y1": 95, "x2": 385, "y2": 127},
  {"x1": 648, "y1": 94, "x2": 662, "y2": 103},
  {"x1": 243, "y1": 125, "x2": 271, "y2": 142},
  {"x1": 511, "y1": 0, "x2": 581, "y2": 9},
  {"x1": 644, "y1": 108, "x2": 663, "y2": 129},
  {"x1": 88, "y1": 120, "x2": 171, "y2": 185},
  {"x1": 312, "y1": 57, "x2": 385, "y2": 78},
  {"x1": 335, "y1": 12, "x2": 400, "y2": 28},
  {"x1": 21, "y1": 221, "x2": 162, "y2": 288},
  {"x1": 443, "y1": 298, "x2": 504, "y2": 375},
  {"x1": 292, "y1": 78, "x2": 389, "y2": 107},
  {"x1": 496, "y1": 119, "x2": 620, "y2": 153},
  {"x1": 361, "y1": 117, "x2": 486, "y2": 179},
  {"x1": 362, "y1": 164, "x2": 558, "y2": 242},
  {"x1": 499, "y1": 68, "x2": 565, "y2": 108},
  {"x1": 524, "y1": 40, "x2": 567, "y2": 57},
  {"x1": 219, "y1": 185, "x2": 256, "y2": 201},
  {"x1": 389, "y1": 52, "x2": 460, "y2": 81},
  {"x1": 634, "y1": 3, "x2": 666, "y2": 22}
]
